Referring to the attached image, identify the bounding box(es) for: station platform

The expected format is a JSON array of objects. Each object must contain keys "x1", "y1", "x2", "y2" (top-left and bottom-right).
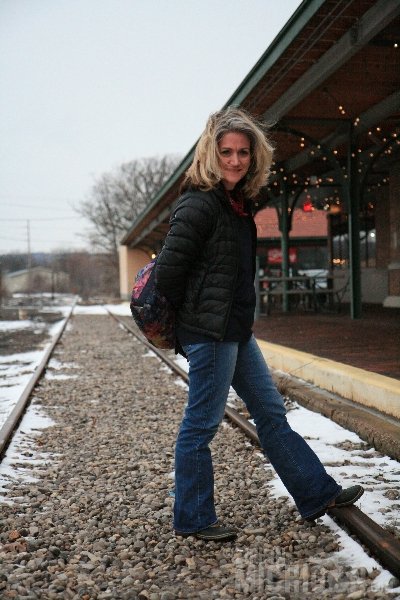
[
  {"x1": 253, "y1": 305, "x2": 400, "y2": 460},
  {"x1": 253, "y1": 305, "x2": 400, "y2": 381}
]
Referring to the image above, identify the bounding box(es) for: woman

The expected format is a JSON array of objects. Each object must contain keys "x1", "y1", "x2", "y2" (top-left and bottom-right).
[{"x1": 155, "y1": 107, "x2": 363, "y2": 542}]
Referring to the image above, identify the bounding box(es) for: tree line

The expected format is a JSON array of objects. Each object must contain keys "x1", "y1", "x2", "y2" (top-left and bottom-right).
[{"x1": 1, "y1": 252, "x2": 120, "y2": 300}]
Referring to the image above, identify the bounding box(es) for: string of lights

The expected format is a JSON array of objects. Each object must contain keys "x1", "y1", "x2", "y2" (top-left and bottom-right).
[{"x1": 265, "y1": 125, "x2": 399, "y2": 214}]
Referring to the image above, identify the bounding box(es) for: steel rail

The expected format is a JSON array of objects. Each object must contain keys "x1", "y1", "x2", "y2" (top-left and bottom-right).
[
  {"x1": 109, "y1": 310, "x2": 400, "y2": 579},
  {"x1": 0, "y1": 305, "x2": 75, "y2": 459}
]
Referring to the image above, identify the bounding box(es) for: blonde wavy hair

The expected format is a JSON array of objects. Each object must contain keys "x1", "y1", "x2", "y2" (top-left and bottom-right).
[{"x1": 183, "y1": 106, "x2": 274, "y2": 198}]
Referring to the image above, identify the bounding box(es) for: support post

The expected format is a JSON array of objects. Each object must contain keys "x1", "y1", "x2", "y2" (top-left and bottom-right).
[
  {"x1": 280, "y1": 193, "x2": 290, "y2": 312},
  {"x1": 347, "y1": 127, "x2": 362, "y2": 318}
]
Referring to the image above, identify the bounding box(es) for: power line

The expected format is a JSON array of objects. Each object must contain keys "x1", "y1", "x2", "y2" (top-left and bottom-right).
[
  {"x1": 0, "y1": 242, "x2": 89, "y2": 250},
  {"x1": 1, "y1": 217, "x2": 81, "y2": 222},
  {"x1": 1, "y1": 203, "x2": 78, "y2": 211},
  {"x1": 0, "y1": 194, "x2": 82, "y2": 202},
  {"x1": 0, "y1": 224, "x2": 27, "y2": 230},
  {"x1": 0, "y1": 242, "x2": 88, "y2": 247}
]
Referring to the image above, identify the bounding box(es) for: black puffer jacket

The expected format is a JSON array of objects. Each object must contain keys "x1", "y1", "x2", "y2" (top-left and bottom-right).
[{"x1": 155, "y1": 186, "x2": 257, "y2": 340}]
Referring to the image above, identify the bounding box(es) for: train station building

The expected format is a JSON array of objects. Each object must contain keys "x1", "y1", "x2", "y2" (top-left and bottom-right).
[{"x1": 119, "y1": 0, "x2": 400, "y2": 317}]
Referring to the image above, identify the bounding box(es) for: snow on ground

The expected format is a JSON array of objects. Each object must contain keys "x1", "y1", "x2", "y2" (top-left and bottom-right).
[
  {"x1": 0, "y1": 350, "x2": 45, "y2": 425},
  {"x1": 0, "y1": 313, "x2": 71, "y2": 429},
  {"x1": 12, "y1": 293, "x2": 76, "y2": 303},
  {"x1": 105, "y1": 302, "x2": 131, "y2": 316},
  {"x1": 0, "y1": 301, "x2": 127, "y2": 431},
  {"x1": 262, "y1": 404, "x2": 400, "y2": 531},
  {"x1": 259, "y1": 402, "x2": 400, "y2": 591},
  {"x1": 72, "y1": 302, "x2": 131, "y2": 316},
  {"x1": 0, "y1": 302, "x2": 138, "y2": 508},
  {"x1": 0, "y1": 320, "x2": 37, "y2": 331},
  {"x1": 0, "y1": 402, "x2": 56, "y2": 504},
  {"x1": 45, "y1": 357, "x2": 81, "y2": 380},
  {"x1": 72, "y1": 305, "x2": 108, "y2": 315}
]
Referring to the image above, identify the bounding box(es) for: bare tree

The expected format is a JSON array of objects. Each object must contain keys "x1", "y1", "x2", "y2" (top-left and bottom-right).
[{"x1": 77, "y1": 155, "x2": 180, "y2": 267}]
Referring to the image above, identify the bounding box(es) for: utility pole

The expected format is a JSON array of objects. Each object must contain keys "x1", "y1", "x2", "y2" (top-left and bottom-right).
[{"x1": 27, "y1": 219, "x2": 32, "y2": 293}]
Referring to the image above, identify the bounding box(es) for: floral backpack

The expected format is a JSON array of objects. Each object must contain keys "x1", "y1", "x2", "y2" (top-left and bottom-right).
[{"x1": 130, "y1": 259, "x2": 175, "y2": 350}]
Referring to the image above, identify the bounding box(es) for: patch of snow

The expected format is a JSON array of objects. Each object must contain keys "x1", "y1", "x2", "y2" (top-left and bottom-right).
[
  {"x1": 0, "y1": 402, "x2": 55, "y2": 505},
  {"x1": 259, "y1": 401, "x2": 400, "y2": 591},
  {"x1": 174, "y1": 356, "x2": 189, "y2": 373},
  {"x1": 143, "y1": 350, "x2": 159, "y2": 359},
  {"x1": 72, "y1": 305, "x2": 108, "y2": 315},
  {"x1": 45, "y1": 372, "x2": 78, "y2": 380},
  {"x1": 46, "y1": 357, "x2": 81, "y2": 381},
  {"x1": 46, "y1": 305, "x2": 75, "y2": 316},
  {"x1": 0, "y1": 350, "x2": 46, "y2": 366},
  {"x1": 47, "y1": 358, "x2": 80, "y2": 371},
  {"x1": 318, "y1": 515, "x2": 400, "y2": 593},
  {"x1": 0, "y1": 320, "x2": 34, "y2": 331},
  {"x1": 174, "y1": 378, "x2": 188, "y2": 389},
  {"x1": 282, "y1": 405, "x2": 400, "y2": 528},
  {"x1": 105, "y1": 303, "x2": 131, "y2": 316},
  {"x1": 0, "y1": 350, "x2": 46, "y2": 426},
  {"x1": 0, "y1": 307, "x2": 71, "y2": 429}
]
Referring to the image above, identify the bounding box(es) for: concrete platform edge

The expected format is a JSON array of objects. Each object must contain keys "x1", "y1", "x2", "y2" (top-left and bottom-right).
[{"x1": 257, "y1": 339, "x2": 400, "y2": 420}]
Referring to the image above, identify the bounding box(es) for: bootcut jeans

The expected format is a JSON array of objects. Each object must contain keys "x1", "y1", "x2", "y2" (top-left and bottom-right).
[{"x1": 174, "y1": 335, "x2": 341, "y2": 533}]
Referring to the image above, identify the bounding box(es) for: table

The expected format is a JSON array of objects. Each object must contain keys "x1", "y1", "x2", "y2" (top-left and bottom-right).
[{"x1": 258, "y1": 274, "x2": 348, "y2": 314}]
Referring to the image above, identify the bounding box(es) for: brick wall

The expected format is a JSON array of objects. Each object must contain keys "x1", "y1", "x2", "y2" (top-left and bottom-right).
[{"x1": 255, "y1": 207, "x2": 327, "y2": 238}]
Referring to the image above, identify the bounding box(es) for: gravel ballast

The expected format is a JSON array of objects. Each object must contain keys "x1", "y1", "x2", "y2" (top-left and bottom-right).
[{"x1": 0, "y1": 314, "x2": 398, "y2": 599}]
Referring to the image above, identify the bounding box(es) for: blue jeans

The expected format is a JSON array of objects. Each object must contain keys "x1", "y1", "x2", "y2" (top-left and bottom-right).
[{"x1": 174, "y1": 335, "x2": 341, "y2": 533}]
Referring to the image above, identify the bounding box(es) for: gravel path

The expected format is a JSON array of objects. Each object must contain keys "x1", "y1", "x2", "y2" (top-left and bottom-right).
[{"x1": 0, "y1": 315, "x2": 398, "y2": 599}]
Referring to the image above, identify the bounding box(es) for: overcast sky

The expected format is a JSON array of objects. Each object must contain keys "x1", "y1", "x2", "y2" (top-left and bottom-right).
[{"x1": 0, "y1": 0, "x2": 302, "y2": 255}]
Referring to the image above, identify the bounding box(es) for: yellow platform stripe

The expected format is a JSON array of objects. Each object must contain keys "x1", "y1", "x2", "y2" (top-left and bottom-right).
[{"x1": 257, "y1": 339, "x2": 400, "y2": 421}]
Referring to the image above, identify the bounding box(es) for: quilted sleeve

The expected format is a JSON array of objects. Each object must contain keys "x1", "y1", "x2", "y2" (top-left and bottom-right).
[{"x1": 155, "y1": 193, "x2": 216, "y2": 308}]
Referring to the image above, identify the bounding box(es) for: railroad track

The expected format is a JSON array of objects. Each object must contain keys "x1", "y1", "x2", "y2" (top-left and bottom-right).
[
  {"x1": 108, "y1": 309, "x2": 400, "y2": 581},
  {"x1": 1, "y1": 306, "x2": 399, "y2": 582},
  {"x1": 0, "y1": 305, "x2": 74, "y2": 458}
]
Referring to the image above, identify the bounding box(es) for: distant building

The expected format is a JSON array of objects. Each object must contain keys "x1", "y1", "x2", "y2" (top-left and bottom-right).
[
  {"x1": 255, "y1": 207, "x2": 328, "y2": 273},
  {"x1": 4, "y1": 267, "x2": 70, "y2": 294}
]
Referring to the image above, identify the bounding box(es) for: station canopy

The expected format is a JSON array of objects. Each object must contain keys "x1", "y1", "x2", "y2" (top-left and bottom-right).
[{"x1": 121, "y1": 0, "x2": 400, "y2": 253}]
